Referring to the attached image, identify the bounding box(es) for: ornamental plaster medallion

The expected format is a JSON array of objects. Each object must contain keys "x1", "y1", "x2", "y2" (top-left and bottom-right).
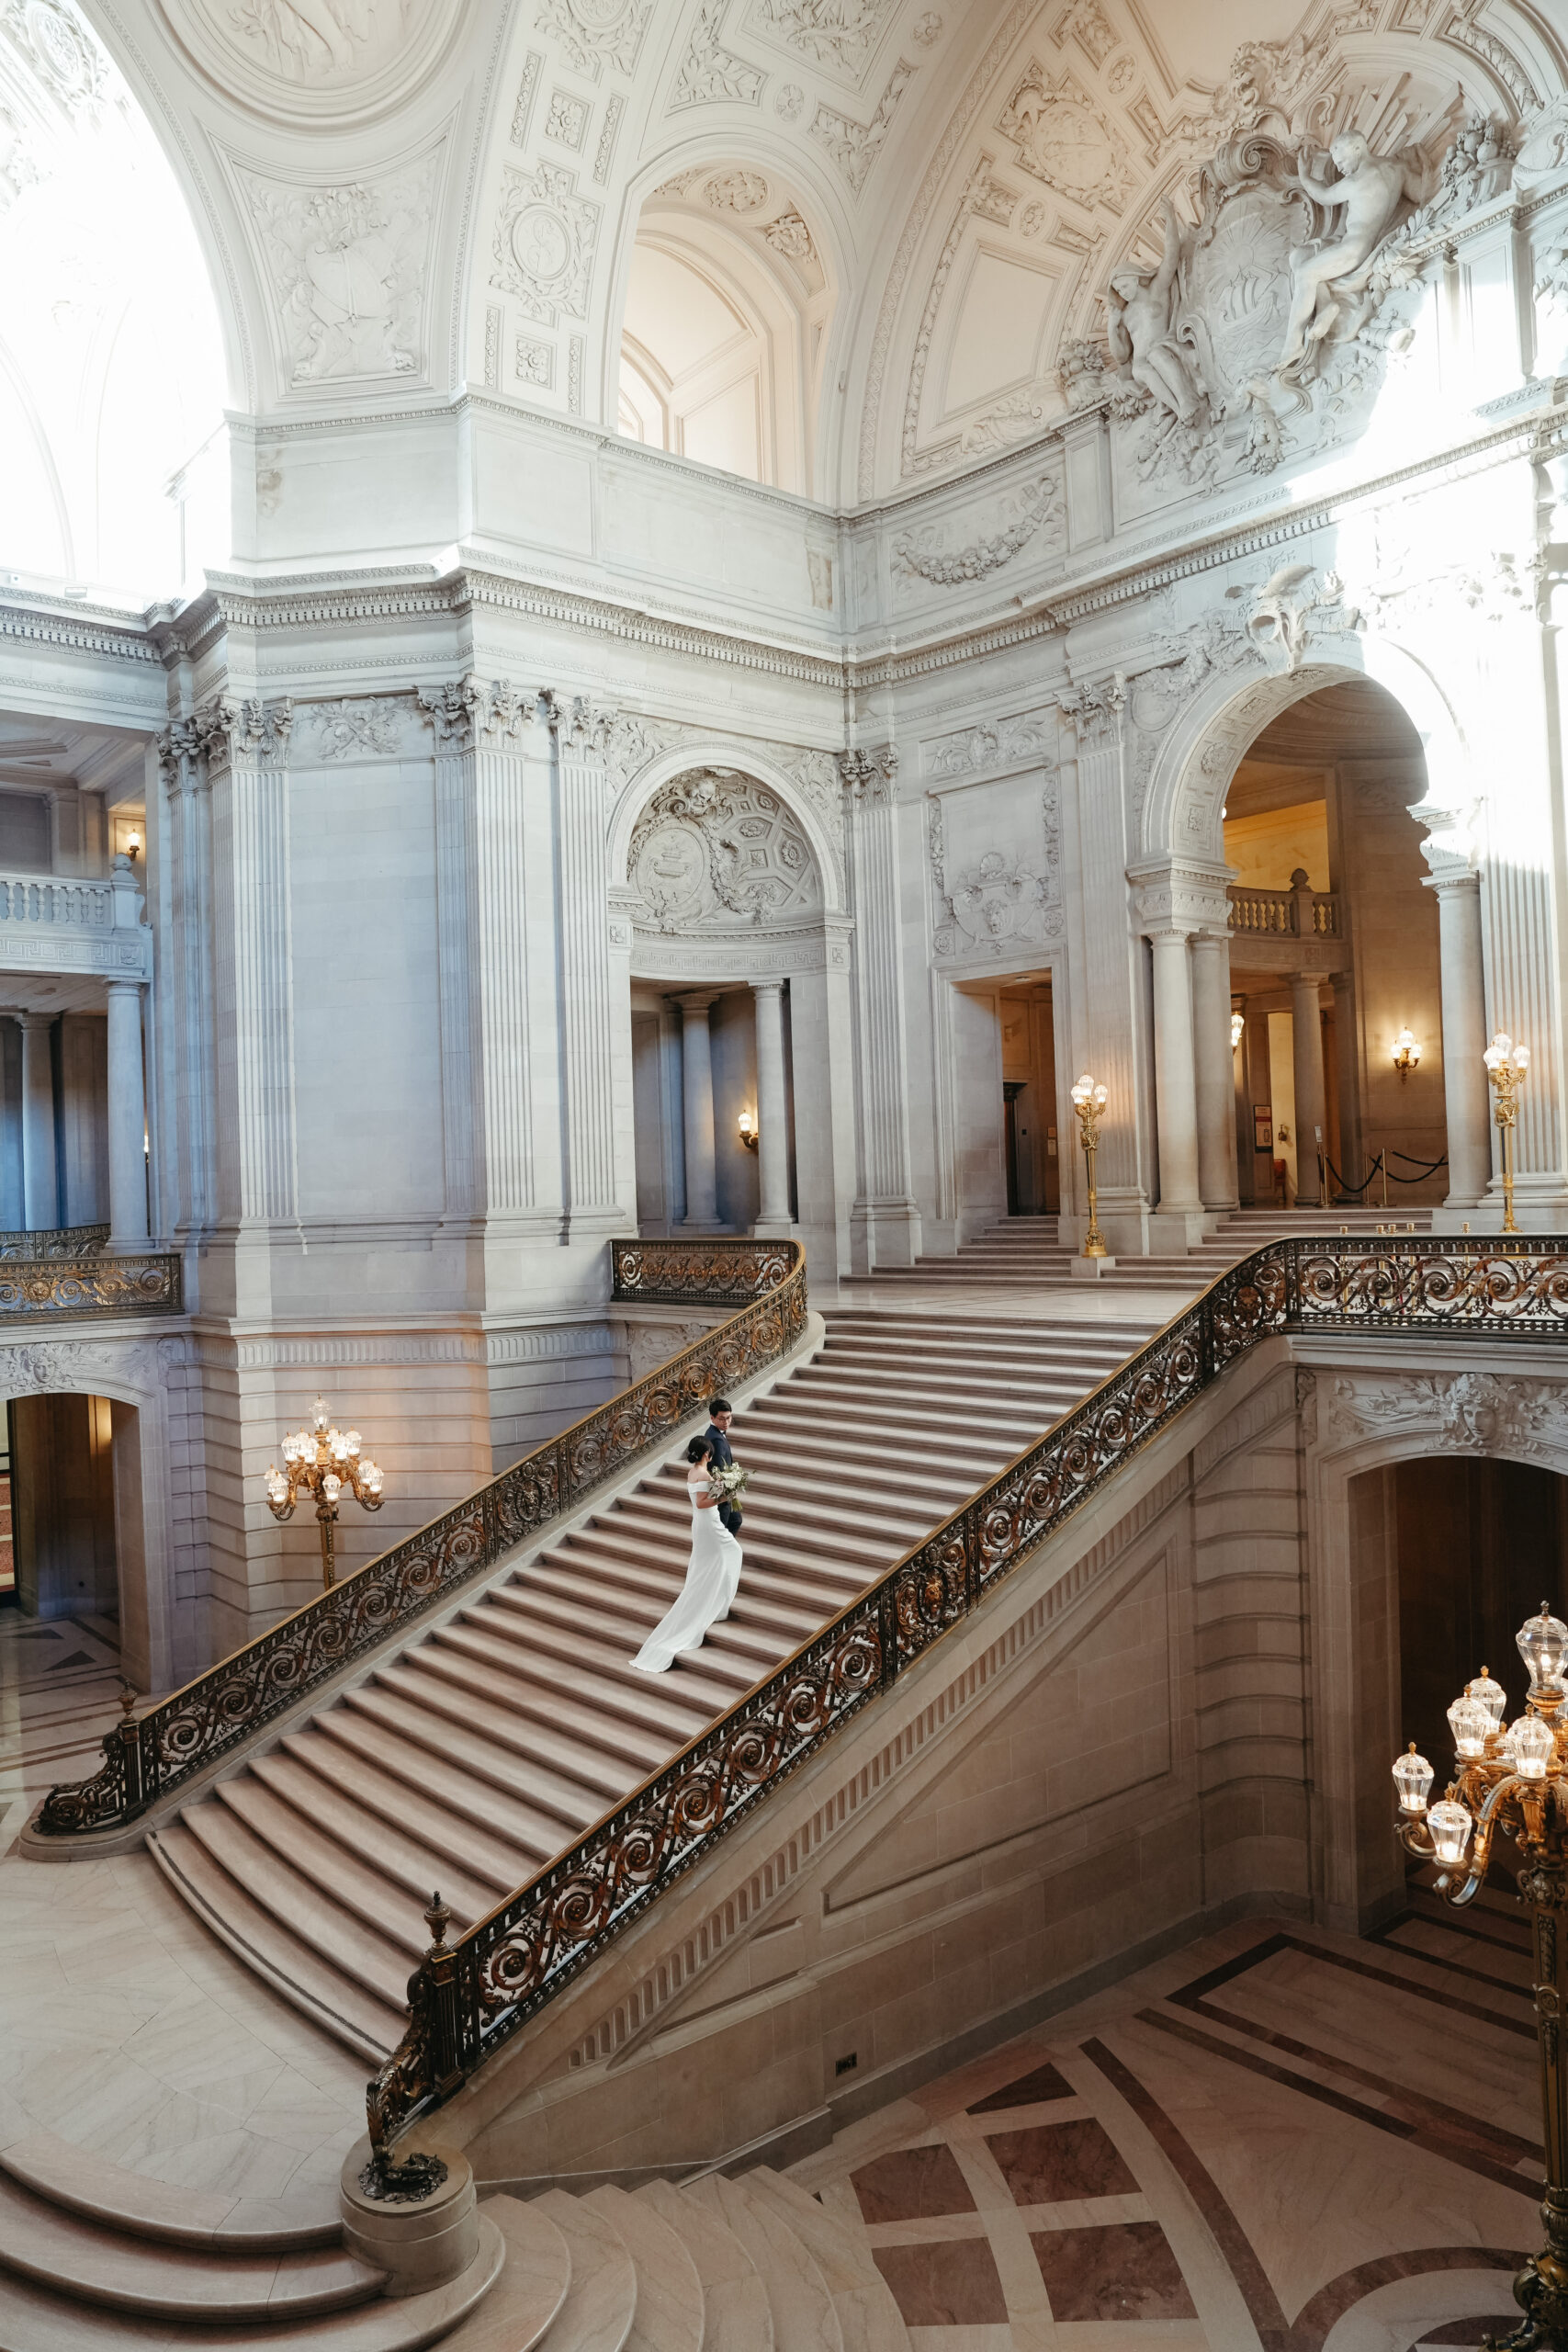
[
  {"x1": 491, "y1": 161, "x2": 600, "y2": 324},
  {"x1": 534, "y1": 0, "x2": 652, "y2": 82},
  {"x1": 940, "y1": 848, "x2": 1060, "y2": 956},
  {"x1": 629, "y1": 772, "x2": 821, "y2": 934},
  {"x1": 747, "y1": 0, "x2": 897, "y2": 84},
  {"x1": 996, "y1": 62, "x2": 1132, "y2": 207},
  {"x1": 154, "y1": 0, "x2": 453, "y2": 125}
]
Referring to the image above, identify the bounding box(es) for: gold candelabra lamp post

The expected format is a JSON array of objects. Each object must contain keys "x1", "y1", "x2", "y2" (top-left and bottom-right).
[
  {"x1": 1069, "y1": 1072, "x2": 1109, "y2": 1261},
  {"x1": 1484, "y1": 1031, "x2": 1530, "y2": 1237},
  {"x1": 265, "y1": 1396, "x2": 384, "y2": 1591},
  {"x1": 1394, "y1": 1605, "x2": 1568, "y2": 2348}
]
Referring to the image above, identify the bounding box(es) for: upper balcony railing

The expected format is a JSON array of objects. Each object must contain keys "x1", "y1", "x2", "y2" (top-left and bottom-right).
[
  {"x1": 0, "y1": 1250, "x2": 181, "y2": 1319},
  {"x1": 0, "y1": 857, "x2": 152, "y2": 982},
  {"x1": 1228, "y1": 881, "x2": 1341, "y2": 938},
  {"x1": 0, "y1": 1221, "x2": 108, "y2": 1260}
]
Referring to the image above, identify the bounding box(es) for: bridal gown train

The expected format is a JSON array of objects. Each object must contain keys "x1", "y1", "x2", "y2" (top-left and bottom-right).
[{"x1": 630, "y1": 1470, "x2": 743, "y2": 1672}]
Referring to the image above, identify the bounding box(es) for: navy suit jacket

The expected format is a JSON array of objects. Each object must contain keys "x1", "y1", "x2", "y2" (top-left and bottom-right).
[{"x1": 705, "y1": 1424, "x2": 742, "y2": 1532}]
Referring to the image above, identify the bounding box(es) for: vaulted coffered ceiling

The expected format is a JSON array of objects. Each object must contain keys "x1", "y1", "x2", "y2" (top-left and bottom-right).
[{"x1": 21, "y1": 0, "x2": 1568, "y2": 576}]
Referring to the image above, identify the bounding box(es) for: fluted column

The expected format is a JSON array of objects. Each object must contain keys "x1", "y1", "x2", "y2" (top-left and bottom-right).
[
  {"x1": 1148, "y1": 930, "x2": 1202, "y2": 1214},
  {"x1": 18, "y1": 1013, "x2": 56, "y2": 1230},
  {"x1": 674, "y1": 990, "x2": 720, "y2": 1227},
  {"x1": 550, "y1": 695, "x2": 621, "y2": 1237},
  {"x1": 1291, "y1": 971, "x2": 1328, "y2": 1207},
  {"x1": 750, "y1": 978, "x2": 792, "y2": 1235},
  {"x1": 840, "y1": 747, "x2": 920, "y2": 1272},
  {"x1": 106, "y1": 981, "x2": 149, "y2": 1250},
  {"x1": 1190, "y1": 929, "x2": 1238, "y2": 1212},
  {"x1": 1427, "y1": 870, "x2": 1491, "y2": 1208},
  {"x1": 156, "y1": 718, "x2": 216, "y2": 1241}
]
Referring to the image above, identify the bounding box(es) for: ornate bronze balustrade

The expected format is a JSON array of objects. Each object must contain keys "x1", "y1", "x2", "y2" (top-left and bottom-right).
[
  {"x1": 34, "y1": 1238, "x2": 805, "y2": 1838},
  {"x1": 0, "y1": 1251, "x2": 179, "y2": 1318},
  {"x1": 0, "y1": 1222, "x2": 109, "y2": 1261},
  {"x1": 364, "y1": 1235, "x2": 1568, "y2": 2161}
]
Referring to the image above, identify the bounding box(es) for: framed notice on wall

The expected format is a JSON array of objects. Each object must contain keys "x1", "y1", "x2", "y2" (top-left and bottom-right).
[{"x1": 1253, "y1": 1105, "x2": 1273, "y2": 1151}]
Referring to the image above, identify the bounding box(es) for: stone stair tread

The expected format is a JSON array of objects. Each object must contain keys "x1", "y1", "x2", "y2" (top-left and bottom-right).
[
  {"x1": 684, "y1": 2177, "x2": 842, "y2": 2352},
  {"x1": 432, "y1": 2195, "x2": 571, "y2": 2352},
  {"x1": 480, "y1": 1597, "x2": 751, "y2": 1703},
  {"x1": 582, "y1": 2187, "x2": 704, "y2": 2352},
  {"x1": 152, "y1": 1815, "x2": 410, "y2": 2042},
  {"x1": 255, "y1": 1745, "x2": 532, "y2": 1906},
  {"x1": 0, "y1": 2171, "x2": 385, "y2": 2321},
  {"x1": 374, "y1": 1655, "x2": 651, "y2": 1796},
  {"x1": 533, "y1": 2188, "x2": 637, "y2": 2352},
  {"x1": 424, "y1": 1623, "x2": 702, "y2": 1751},
  {"x1": 327, "y1": 1689, "x2": 595, "y2": 1846},
  {"x1": 529, "y1": 1553, "x2": 825, "y2": 1645},
  {"x1": 0, "y1": 2132, "x2": 339, "y2": 2253},
  {"x1": 636, "y1": 2179, "x2": 773, "y2": 2352},
  {"x1": 211, "y1": 1775, "x2": 491, "y2": 1941},
  {"x1": 745, "y1": 2175, "x2": 908, "y2": 2352},
  {"x1": 0, "y1": 2213, "x2": 504, "y2": 2352}
]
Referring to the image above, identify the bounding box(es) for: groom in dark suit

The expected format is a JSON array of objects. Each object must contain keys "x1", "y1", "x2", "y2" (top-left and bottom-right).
[{"x1": 705, "y1": 1397, "x2": 743, "y2": 1535}]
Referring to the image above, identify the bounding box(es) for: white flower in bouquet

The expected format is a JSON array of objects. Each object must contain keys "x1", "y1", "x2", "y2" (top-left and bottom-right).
[{"x1": 707, "y1": 1463, "x2": 750, "y2": 1506}]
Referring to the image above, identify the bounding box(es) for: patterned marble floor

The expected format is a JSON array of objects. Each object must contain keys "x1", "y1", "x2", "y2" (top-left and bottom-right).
[
  {"x1": 789, "y1": 1887, "x2": 1542, "y2": 2352},
  {"x1": 0, "y1": 1607, "x2": 128, "y2": 1813}
]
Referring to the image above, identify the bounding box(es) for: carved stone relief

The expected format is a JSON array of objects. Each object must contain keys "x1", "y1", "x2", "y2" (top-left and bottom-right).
[
  {"x1": 746, "y1": 0, "x2": 897, "y2": 83},
  {"x1": 534, "y1": 0, "x2": 651, "y2": 82},
  {"x1": 1230, "y1": 564, "x2": 1360, "y2": 673},
  {"x1": 628, "y1": 772, "x2": 821, "y2": 933},
  {"x1": 311, "y1": 697, "x2": 402, "y2": 757},
  {"x1": 546, "y1": 88, "x2": 589, "y2": 147},
  {"x1": 1325, "y1": 1373, "x2": 1567, "y2": 1457},
  {"x1": 809, "y1": 58, "x2": 913, "y2": 195},
  {"x1": 670, "y1": 0, "x2": 766, "y2": 107},
  {"x1": 923, "y1": 708, "x2": 1055, "y2": 779},
  {"x1": 891, "y1": 470, "x2": 1065, "y2": 593},
  {"x1": 930, "y1": 772, "x2": 1062, "y2": 959},
  {"x1": 491, "y1": 161, "x2": 600, "y2": 324},
  {"x1": 996, "y1": 61, "x2": 1133, "y2": 208},
  {"x1": 4, "y1": 0, "x2": 106, "y2": 107},
  {"x1": 155, "y1": 0, "x2": 442, "y2": 115},
  {"x1": 240, "y1": 153, "x2": 438, "y2": 387}
]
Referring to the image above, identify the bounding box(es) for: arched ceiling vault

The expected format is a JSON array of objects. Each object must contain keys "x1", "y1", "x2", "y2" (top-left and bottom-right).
[{"x1": 47, "y1": 0, "x2": 1568, "y2": 544}]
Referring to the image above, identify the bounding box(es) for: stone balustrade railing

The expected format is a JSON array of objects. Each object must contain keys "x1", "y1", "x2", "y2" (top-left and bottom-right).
[
  {"x1": 0, "y1": 860, "x2": 152, "y2": 981},
  {"x1": 1228, "y1": 884, "x2": 1340, "y2": 937}
]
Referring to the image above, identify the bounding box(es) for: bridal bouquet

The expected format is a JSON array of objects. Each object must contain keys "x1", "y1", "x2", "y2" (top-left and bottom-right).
[{"x1": 706, "y1": 1464, "x2": 750, "y2": 1507}]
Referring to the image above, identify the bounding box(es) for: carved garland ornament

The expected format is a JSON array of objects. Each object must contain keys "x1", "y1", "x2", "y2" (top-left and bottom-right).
[{"x1": 892, "y1": 472, "x2": 1064, "y2": 587}]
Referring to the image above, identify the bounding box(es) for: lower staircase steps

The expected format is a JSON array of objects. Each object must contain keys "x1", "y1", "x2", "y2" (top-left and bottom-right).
[{"x1": 148, "y1": 1307, "x2": 1158, "y2": 2060}]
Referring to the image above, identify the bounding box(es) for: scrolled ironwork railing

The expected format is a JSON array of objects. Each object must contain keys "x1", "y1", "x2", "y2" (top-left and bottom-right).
[
  {"x1": 0, "y1": 1222, "x2": 109, "y2": 1260},
  {"x1": 0, "y1": 1250, "x2": 180, "y2": 1318},
  {"x1": 33, "y1": 1238, "x2": 805, "y2": 1838},
  {"x1": 362, "y1": 1233, "x2": 1568, "y2": 2160}
]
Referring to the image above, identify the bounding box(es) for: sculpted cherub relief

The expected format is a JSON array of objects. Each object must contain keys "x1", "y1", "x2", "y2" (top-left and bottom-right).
[
  {"x1": 1105, "y1": 198, "x2": 1204, "y2": 427},
  {"x1": 1278, "y1": 130, "x2": 1433, "y2": 373}
]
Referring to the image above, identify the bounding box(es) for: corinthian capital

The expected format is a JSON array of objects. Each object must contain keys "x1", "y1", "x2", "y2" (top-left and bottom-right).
[
  {"x1": 839, "y1": 744, "x2": 898, "y2": 797},
  {"x1": 417, "y1": 676, "x2": 532, "y2": 752}
]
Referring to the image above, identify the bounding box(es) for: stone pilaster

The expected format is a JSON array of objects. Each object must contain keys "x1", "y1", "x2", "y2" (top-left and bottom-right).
[
  {"x1": 549, "y1": 695, "x2": 622, "y2": 1238},
  {"x1": 155, "y1": 716, "x2": 217, "y2": 1247},
  {"x1": 840, "y1": 744, "x2": 920, "y2": 1272}
]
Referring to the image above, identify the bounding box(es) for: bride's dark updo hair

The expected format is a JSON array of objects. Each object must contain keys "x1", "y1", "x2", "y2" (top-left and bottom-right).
[{"x1": 685, "y1": 1435, "x2": 714, "y2": 1464}]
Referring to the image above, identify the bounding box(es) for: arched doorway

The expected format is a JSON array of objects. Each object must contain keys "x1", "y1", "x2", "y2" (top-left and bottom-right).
[
  {"x1": 612, "y1": 761, "x2": 855, "y2": 1281},
  {"x1": 1225, "y1": 679, "x2": 1447, "y2": 1212}
]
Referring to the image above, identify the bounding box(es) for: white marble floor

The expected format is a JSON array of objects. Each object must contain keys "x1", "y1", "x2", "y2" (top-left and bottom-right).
[{"x1": 0, "y1": 1611, "x2": 367, "y2": 2230}]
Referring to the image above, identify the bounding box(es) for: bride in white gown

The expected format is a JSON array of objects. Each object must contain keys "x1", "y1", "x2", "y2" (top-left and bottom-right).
[{"x1": 630, "y1": 1434, "x2": 742, "y2": 1673}]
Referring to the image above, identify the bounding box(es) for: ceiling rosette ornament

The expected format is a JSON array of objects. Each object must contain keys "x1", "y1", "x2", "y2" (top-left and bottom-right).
[
  {"x1": 153, "y1": 0, "x2": 457, "y2": 125},
  {"x1": 628, "y1": 771, "x2": 822, "y2": 935}
]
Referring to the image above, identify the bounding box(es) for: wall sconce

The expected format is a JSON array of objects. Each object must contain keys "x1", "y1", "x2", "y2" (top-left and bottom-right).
[
  {"x1": 1230, "y1": 1011, "x2": 1245, "y2": 1052},
  {"x1": 738, "y1": 1108, "x2": 759, "y2": 1153},
  {"x1": 1392, "y1": 1027, "x2": 1420, "y2": 1080},
  {"x1": 125, "y1": 829, "x2": 141, "y2": 862}
]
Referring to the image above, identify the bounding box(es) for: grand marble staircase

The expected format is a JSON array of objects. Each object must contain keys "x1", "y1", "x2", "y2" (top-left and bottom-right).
[
  {"x1": 860, "y1": 1204, "x2": 1435, "y2": 1293},
  {"x1": 148, "y1": 1306, "x2": 1158, "y2": 2062},
  {"x1": 0, "y1": 2129, "x2": 908, "y2": 2350}
]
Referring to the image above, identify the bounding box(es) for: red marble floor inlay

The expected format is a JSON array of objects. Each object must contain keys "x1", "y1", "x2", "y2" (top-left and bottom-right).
[
  {"x1": 850, "y1": 2143, "x2": 978, "y2": 2222},
  {"x1": 967, "y1": 2059, "x2": 1075, "y2": 2114},
  {"x1": 985, "y1": 2116, "x2": 1137, "y2": 2206},
  {"x1": 872, "y1": 2237, "x2": 1009, "y2": 2326},
  {"x1": 1030, "y1": 2220, "x2": 1198, "y2": 2323}
]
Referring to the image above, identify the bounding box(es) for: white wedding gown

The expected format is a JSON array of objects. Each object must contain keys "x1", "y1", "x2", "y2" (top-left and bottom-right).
[{"x1": 630, "y1": 1470, "x2": 743, "y2": 1673}]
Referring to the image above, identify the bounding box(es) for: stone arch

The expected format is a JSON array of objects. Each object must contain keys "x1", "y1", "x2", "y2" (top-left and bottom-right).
[
  {"x1": 1307, "y1": 1384, "x2": 1568, "y2": 1935},
  {"x1": 0, "y1": 1333, "x2": 178, "y2": 1693},
  {"x1": 608, "y1": 742, "x2": 844, "y2": 917},
  {"x1": 1142, "y1": 629, "x2": 1472, "y2": 870}
]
